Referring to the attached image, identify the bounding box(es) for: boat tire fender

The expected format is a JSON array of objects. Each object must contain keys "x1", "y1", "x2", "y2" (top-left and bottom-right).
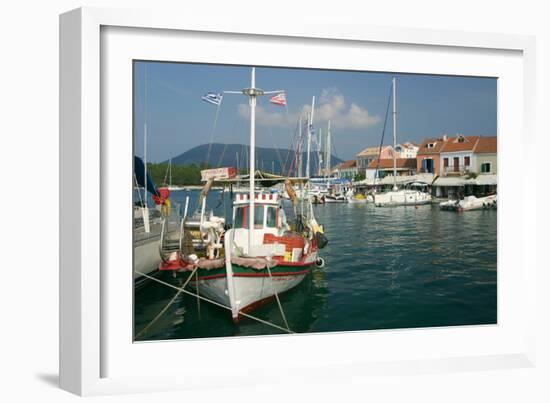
[{"x1": 316, "y1": 257, "x2": 325, "y2": 268}]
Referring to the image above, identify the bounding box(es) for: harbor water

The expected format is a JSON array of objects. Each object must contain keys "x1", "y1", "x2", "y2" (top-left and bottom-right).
[{"x1": 134, "y1": 190, "x2": 497, "y2": 340}]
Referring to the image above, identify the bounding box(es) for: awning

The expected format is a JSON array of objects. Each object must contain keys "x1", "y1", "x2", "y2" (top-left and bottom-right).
[
  {"x1": 464, "y1": 174, "x2": 497, "y2": 186},
  {"x1": 432, "y1": 176, "x2": 467, "y2": 186}
]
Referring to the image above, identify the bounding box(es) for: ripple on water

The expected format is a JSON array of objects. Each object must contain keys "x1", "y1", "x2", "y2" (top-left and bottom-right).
[{"x1": 134, "y1": 193, "x2": 497, "y2": 340}]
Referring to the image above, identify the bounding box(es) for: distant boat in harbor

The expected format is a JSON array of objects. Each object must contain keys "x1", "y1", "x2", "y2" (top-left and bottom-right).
[{"x1": 374, "y1": 77, "x2": 432, "y2": 207}]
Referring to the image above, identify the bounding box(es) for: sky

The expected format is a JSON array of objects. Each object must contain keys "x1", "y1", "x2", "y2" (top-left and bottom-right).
[{"x1": 133, "y1": 61, "x2": 497, "y2": 162}]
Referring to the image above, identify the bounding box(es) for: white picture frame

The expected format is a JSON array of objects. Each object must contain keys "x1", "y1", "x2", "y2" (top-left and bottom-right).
[{"x1": 59, "y1": 6, "x2": 537, "y2": 396}]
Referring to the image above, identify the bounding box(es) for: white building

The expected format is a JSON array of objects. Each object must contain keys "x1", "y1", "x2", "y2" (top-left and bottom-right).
[{"x1": 394, "y1": 142, "x2": 419, "y2": 159}]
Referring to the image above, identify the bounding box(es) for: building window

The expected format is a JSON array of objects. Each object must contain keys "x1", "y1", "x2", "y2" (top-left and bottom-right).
[
  {"x1": 464, "y1": 156, "x2": 470, "y2": 166},
  {"x1": 481, "y1": 162, "x2": 491, "y2": 173},
  {"x1": 443, "y1": 157, "x2": 448, "y2": 167}
]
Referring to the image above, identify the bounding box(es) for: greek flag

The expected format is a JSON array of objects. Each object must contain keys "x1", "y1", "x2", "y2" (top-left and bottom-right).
[{"x1": 201, "y1": 92, "x2": 223, "y2": 106}]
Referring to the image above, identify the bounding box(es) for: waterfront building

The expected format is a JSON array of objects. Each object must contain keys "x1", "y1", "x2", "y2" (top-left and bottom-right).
[
  {"x1": 332, "y1": 160, "x2": 358, "y2": 180},
  {"x1": 473, "y1": 136, "x2": 497, "y2": 174},
  {"x1": 395, "y1": 142, "x2": 419, "y2": 158},
  {"x1": 356, "y1": 145, "x2": 395, "y2": 176},
  {"x1": 438, "y1": 134, "x2": 480, "y2": 176},
  {"x1": 365, "y1": 157, "x2": 417, "y2": 180},
  {"x1": 416, "y1": 135, "x2": 448, "y2": 174}
]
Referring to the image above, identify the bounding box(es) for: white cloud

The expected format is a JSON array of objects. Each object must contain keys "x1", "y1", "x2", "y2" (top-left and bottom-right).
[{"x1": 238, "y1": 88, "x2": 380, "y2": 130}]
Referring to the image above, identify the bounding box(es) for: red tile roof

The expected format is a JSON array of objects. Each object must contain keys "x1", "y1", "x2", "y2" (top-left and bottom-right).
[
  {"x1": 336, "y1": 160, "x2": 357, "y2": 169},
  {"x1": 473, "y1": 136, "x2": 497, "y2": 153},
  {"x1": 357, "y1": 145, "x2": 392, "y2": 157},
  {"x1": 417, "y1": 137, "x2": 447, "y2": 155},
  {"x1": 367, "y1": 158, "x2": 417, "y2": 170},
  {"x1": 440, "y1": 135, "x2": 480, "y2": 152}
]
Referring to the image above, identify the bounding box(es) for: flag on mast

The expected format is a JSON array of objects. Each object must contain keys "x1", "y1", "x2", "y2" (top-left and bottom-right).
[
  {"x1": 201, "y1": 92, "x2": 223, "y2": 106},
  {"x1": 269, "y1": 92, "x2": 287, "y2": 106}
]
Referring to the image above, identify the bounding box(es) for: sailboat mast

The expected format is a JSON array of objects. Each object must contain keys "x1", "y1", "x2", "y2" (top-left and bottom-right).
[
  {"x1": 392, "y1": 77, "x2": 397, "y2": 191},
  {"x1": 318, "y1": 128, "x2": 323, "y2": 176},
  {"x1": 298, "y1": 116, "x2": 302, "y2": 177},
  {"x1": 306, "y1": 96, "x2": 315, "y2": 178},
  {"x1": 248, "y1": 67, "x2": 257, "y2": 252},
  {"x1": 169, "y1": 158, "x2": 172, "y2": 187},
  {"x1": 327, "y1": 120, "x2": 331, "y2": 177},
  {"x1": 143, "y1": 65, "x2": 148, "y2": 208}
]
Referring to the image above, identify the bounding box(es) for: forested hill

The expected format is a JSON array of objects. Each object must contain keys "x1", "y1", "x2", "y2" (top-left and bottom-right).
[{"x1": 167, "y1": 143, "x2": 342, "y2": 175}]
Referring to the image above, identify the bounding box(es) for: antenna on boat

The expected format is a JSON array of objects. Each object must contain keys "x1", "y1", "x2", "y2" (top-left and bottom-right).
[
  {"x1": 224, "y1": 67, "x2": 284, "y2": 253},
  {"x1": 392, "y1": 77, "x2": 398, "y2": 192}
]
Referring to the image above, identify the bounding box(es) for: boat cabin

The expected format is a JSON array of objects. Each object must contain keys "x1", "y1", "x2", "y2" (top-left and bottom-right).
[{"x1": 231, "y1": 192, "x2": 298, "y2": 258}]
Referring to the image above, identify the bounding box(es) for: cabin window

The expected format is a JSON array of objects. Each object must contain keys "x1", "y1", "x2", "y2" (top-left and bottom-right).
[
  {"x1": 464, "y1": 156, "x2": 470, "y2": 166},
  {"x1": 266, "y1": 206, "x2": 277, "y2": 228},
  {"x1": 254, "y1": 206, "x2": 264, "y2": 229},
  {"x1": 234, "y1": 206, "x2": 246, "y2": 228},
  {"x1": 481, "y1": 162, "x2": 491, "y2": 173}
]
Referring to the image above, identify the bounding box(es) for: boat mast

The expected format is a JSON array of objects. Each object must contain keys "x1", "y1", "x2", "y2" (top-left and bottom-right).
[
  {"x1": 327, "y1": 120, "x2": 331, "y2": 178},
  {"x1": 298, "y1": 116, "x2": 302, "y2": 177},
  {"x1": 306, "y1": 96, "x2": 315, "y2": 178},
  {"x1": 392, "y1": 77, "x2": 398, "y2": 191},
  {"x1": 248, "y1": 68, "x2": 257, "y2": 253},
  {"x1": 143, "y1": 64, "x2": 148, "y2": 208},
  {"x1": 318, "y1": 128, "x2": 323, "y2": 176},
  {"x1": 225, "y1": 67, "x2": 283, "y2": 252}
]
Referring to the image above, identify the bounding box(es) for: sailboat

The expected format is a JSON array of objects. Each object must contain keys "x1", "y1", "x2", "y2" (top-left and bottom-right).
[
  {"x1": 159, "y1": 68, "x2": 328, "y2": 322},
  {"x1": 373, "y1": 77, "x2": 432, "y2": 207}
]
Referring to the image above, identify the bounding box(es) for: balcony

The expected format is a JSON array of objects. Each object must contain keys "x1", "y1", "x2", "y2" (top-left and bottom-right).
[{"x1": 442, "y1": 165, "x2": 471, "y2": 176}]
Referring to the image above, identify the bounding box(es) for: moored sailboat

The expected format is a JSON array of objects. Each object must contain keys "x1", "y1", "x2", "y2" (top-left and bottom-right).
[{"x1": 374, "y1": 77, "x2": 432, "y2": 207}]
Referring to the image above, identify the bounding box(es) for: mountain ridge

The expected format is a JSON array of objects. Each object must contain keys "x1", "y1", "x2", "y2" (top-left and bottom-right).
[{"x1": 165, "y1": 143, "x2": 342, "y2": 175}]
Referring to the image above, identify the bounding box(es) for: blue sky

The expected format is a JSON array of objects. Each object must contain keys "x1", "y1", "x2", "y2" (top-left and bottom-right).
[{"x1": 134, "y1": 61, "x2": 496, "y2": 162}]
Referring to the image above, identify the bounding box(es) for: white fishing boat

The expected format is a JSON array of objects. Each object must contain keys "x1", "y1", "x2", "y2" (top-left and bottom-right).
[
  {"x1": 374, "y1": 77, "x2": 432, "y2": 207},
  {"x1": 159, "y1": 68, "x2": 328, "y2": 322},
  {"x1": 324, "y1": 193, "x2": 348, "y2": 203},
  {"x1": 439, "y1": 194, "x2": 497, "y2": 211}
]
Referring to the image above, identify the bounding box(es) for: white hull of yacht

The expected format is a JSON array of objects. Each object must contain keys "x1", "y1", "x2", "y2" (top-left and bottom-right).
[
  {"x1": 134, "y1": 235, "x2": 162, "y2": 280},
  {"x1": 374, "y1": 190, "x2": 432, "y2": 207}
]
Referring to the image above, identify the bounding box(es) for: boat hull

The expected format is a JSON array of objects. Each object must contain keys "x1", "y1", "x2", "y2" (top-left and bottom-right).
[
  {"x1": 374, "y1": 190, "x2": 432, "y2": 207},
  {"x1": 134, "y1": 235, "x2": 162, "y2": 281},
  {"x1": 440, "y1": 195, "x2": 497, "y2": 211},
  {"x1": 188, "y1": 258, "x2": 316, "y2": 319}
]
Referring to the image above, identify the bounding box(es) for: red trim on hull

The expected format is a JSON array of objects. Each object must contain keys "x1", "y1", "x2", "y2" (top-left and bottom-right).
[{"x1": 191, "y1": 266, "x2": 312, "y2": 281}]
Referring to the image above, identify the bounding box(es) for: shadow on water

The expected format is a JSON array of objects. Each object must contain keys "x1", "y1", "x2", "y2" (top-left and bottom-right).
[{"x1": 135, "y1": 191, "x2": 497, "y2": 340}]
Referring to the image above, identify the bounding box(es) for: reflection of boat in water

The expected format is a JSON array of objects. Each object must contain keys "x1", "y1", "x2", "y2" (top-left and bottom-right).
[
  {"x1": 234, "y1": 268, "x2": 328, "y2": 335},
  {"x1": 439, "y1": 194, "x2": 497, "y2": 211},
  {"x1": 159, "y1": 68, "x2": 328, "y2": 323}
]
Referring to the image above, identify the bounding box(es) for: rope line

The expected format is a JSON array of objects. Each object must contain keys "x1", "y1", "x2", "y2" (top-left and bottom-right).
[
  {"x1": 266, "y1": 265, "x2": 291, "y2": 332},
  {"x1": 135, "y1": 266, "x2": 199, "y2": 339},
  {"x1": 135, "y1": 271, "x2": 294, "y2": 334}
]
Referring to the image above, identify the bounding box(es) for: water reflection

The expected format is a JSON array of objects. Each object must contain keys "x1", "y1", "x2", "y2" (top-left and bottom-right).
[{"x1": 135, "y1": 190, "x2": 497, "y2": 340}]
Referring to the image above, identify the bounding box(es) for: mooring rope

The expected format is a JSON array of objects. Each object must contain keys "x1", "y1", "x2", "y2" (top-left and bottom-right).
[
  {"x1": 135, "y1": 271, "x2": 294, "y2": 334},
  {"x1": 266, "y1": 265, "x2": 291, "y2": 332},
  {"x1": 135, "y1": 266, "x2": 199, "y2": 339}
]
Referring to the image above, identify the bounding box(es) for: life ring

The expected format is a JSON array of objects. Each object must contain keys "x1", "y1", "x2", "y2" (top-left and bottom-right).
[{"x1": 316, "y1": 257, "x2": 325, "y2": 268}]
